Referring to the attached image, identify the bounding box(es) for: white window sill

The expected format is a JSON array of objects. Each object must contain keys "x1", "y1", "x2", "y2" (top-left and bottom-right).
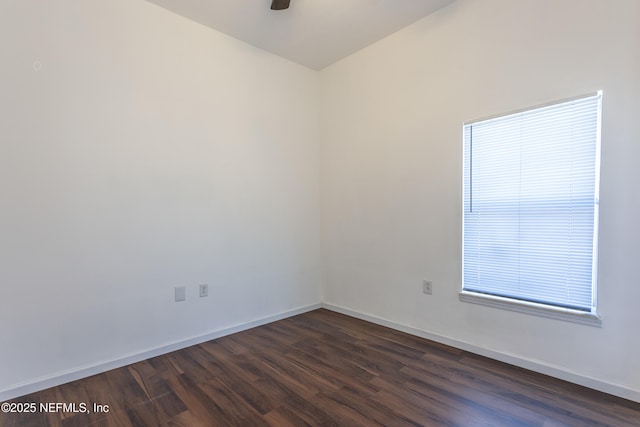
[{"x1": 459, "y1": 291, "x2": 602, "y2": 327}]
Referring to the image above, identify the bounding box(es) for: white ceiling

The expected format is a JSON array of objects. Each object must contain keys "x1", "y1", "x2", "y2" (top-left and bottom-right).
[{"x1": 144, "y1": 0, "x2": 457, "y2": 70}]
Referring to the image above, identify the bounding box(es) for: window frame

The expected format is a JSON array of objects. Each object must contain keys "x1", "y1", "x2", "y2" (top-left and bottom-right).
[{"x1": 459, "y1": 92, "x2": 603, "y2": 327}]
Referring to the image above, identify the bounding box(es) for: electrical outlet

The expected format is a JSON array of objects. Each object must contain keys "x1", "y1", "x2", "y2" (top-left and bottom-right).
[
  {"x1": 175, "y1": 286, "x2": 186, "y2": 302},
  {"x1": 423, "y1": 280, "x2": 433, "y2": 295},
  {"x1": 199, "y1": 284, "x2": 209, "y2": 298}
]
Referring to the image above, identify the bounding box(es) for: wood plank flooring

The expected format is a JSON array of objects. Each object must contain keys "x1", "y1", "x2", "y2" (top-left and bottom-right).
[{"x1": 2, "y1": 309, "x2": 639, "y2": 426}]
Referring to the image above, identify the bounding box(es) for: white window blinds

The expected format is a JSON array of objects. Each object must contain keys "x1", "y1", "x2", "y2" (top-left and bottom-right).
[{"x1": 463, "y1": 93, "x2": 601, "y2": 312}]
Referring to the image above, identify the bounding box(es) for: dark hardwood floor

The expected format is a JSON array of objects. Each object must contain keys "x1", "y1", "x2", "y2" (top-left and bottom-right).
[{"x1": 2, "y1": 309, "x2": 639, "y2": 426}]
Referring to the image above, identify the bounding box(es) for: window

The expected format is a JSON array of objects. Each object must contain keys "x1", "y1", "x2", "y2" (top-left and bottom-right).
[{"x1": 461, "y1": 92, "x2": 602, "y2": 325}]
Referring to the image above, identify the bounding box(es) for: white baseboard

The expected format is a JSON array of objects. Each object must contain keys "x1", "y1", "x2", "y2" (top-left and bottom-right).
[
  {"x1": 321, "y1": 302, "x2": 640, "y2": 403},
  {"x1": 4, "y1": 301, "x2": 638, "y2": 404},
  {"x1": 0, "y1": 303, "x2": 321, "y2": 402}
]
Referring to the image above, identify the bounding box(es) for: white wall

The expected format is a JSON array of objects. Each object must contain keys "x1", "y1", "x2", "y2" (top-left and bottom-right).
[
  {"x1": 0, "y1": 0, "x2": 321, "y2": 395},
  {"x1": 320, "y1": 0, "x2": 640, "y2": 399}
]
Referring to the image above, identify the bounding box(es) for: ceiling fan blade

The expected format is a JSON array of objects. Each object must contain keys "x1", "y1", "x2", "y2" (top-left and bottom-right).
[{"x1": 271, "y1": 0, "x2": 290, "y2": 10}]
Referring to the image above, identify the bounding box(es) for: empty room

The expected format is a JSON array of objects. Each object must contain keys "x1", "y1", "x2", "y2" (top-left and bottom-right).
[{"x1": 1, "y1": 0, "x2": 639, "y2": 425}]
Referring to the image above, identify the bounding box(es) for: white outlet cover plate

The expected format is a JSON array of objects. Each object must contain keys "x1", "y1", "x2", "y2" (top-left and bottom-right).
[
  {"x1": 175, "y1": 286, "x2": 186, "y2": 302},
  {"x1": 199, "y1": 284, "x2": 208, "y2": 297},
  {"x1": 423, "y1": 280, "x2": 433, "y2": 294}
]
